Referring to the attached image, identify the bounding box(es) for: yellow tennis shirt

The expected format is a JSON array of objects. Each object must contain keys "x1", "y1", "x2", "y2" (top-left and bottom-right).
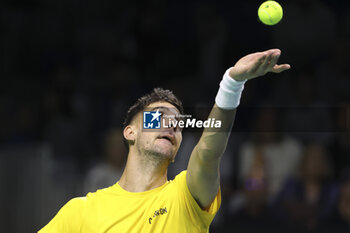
[{"x1": 39, "y1": 170, "x2": 221, "y2": 233}]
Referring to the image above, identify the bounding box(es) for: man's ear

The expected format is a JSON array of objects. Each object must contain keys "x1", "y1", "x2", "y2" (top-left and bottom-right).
[{"x1": 123, "y1": 125, "x2": 136, "y2": 144}]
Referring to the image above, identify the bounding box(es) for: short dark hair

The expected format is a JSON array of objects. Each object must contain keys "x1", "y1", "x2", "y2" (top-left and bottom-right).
[{"x1": 122, "y1": 87, "x2": 184, "y2": 147}]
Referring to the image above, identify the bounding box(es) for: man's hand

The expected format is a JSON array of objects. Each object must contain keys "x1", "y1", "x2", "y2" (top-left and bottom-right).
[{"x1": 228, "y1": 49, "x2": 290, "y2": 81}]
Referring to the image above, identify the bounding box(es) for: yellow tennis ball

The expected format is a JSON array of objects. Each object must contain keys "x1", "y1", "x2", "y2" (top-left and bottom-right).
[{"x1": 258, "y1": 1, "x2": 283, "y2": 26}]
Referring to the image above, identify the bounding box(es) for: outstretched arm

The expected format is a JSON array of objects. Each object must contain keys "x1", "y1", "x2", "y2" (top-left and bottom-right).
[{"x1": 186, "y1": 49, "x2": 290, "y2": 209}]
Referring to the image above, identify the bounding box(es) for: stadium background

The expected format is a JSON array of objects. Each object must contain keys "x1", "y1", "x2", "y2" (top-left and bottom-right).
[{"x1": 1, "y1": 0, "x2": 349, "y2": 232}]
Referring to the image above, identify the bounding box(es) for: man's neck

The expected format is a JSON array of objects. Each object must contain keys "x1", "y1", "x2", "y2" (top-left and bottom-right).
[{"x1": 118, "y1": 149, "x2": 169, "y2": 192}]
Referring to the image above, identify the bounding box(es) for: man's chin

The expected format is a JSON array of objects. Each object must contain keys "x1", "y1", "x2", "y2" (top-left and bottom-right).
[
  {"x1": 147, "y1": 148, "x2": 174, "y2": 161},
  {"x1": 156, "y1": 150, "x2": 174, "y2": 160},
  {"x1": 153, "y1": 140, "x2": 175, "y2": 158}
]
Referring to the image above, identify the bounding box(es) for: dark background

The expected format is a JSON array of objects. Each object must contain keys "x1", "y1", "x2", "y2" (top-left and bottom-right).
[{"x1": 1, "y1": 0, "x2": 349, "y2": 232}]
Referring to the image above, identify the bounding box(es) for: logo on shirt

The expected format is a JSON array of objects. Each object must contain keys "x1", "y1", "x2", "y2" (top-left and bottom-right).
[
  {"x1": 143, "y1": 110, "x2": 161, "y2": 129},
  {"x1": 148, "y1": 207, "x2": 168, "y2": 224}
]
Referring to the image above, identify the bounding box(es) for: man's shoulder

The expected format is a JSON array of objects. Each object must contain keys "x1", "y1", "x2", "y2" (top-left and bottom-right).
[
  {"x1": 67, "y1": 196, "x2": 88, "y2": 206},
  {"x1": 52, "y1": 196, "x2": 88, "y2": 219},
  {"x1": 85, "y1": 184, "x2": 117, "y2": 199},
  {"x1": 65, "y1": 186, "x2": 117, "y2": 211}
]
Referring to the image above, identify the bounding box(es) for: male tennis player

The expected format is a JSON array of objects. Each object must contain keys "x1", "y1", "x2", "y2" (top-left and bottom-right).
[{"x1": 39, "y1": 49, "x2": 290, "y2": 232}]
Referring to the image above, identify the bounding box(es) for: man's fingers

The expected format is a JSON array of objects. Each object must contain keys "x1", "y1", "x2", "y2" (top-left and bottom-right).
[
  {"x1": 256, "y1": 52, "x2": 267, "y2": 64},
  {"x1": 259, "y1": 49, "x2": 281, "y2": 73},
  {"x1": 271, "y1": 64, "x2": 291, "y2": 73},
  {"x1": 267, "y1": 51, "x2": 281, "y2": 70},
  {"x1": 260, "y1": 51, "x2": 274, "y2": 69},
  {"x1": 248, "y1": 52, "x2": 267, "y2": 75}
]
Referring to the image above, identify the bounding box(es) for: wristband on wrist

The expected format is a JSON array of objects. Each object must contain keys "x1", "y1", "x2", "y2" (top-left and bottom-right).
[{"x1": 215, "y1": 68, "x2": 247, "y2": 109}]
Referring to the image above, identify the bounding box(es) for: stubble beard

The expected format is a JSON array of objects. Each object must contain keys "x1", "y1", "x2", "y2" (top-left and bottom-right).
[{"x1": 136, "y1": 141, "x2": 174, "y2": 168}]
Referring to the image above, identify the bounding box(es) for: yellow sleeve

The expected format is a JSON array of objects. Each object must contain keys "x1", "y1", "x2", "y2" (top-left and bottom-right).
[
  {"x1": 174, "y1": 171, "x2": 221, "y2": 229},
  {"x1": 38, "y1": 197, "x2": 87, "y2": 233}
]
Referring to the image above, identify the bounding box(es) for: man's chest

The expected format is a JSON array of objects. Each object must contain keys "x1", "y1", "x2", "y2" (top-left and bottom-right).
[{"x1": 82, "y1": 196, "x2": 185, "y2": 233}]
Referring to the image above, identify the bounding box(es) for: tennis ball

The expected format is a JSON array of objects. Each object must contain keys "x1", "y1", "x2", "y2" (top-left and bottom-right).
[{"x1": 258, "y1": 1, "x2": 283, "y2": 26}]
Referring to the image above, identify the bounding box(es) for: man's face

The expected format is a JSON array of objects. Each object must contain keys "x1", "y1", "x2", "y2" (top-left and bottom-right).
[{"x1": 131, "y1": 101, "x2": 183, "y2": 162}]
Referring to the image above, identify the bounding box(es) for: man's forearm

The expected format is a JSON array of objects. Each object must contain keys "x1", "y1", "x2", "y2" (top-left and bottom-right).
[
  {"x1": 186, "y1": 104, "x2": 236, "y2": 209},
  {"x1": 195, "y1": 104, "x2": 236, "y2": 161}
]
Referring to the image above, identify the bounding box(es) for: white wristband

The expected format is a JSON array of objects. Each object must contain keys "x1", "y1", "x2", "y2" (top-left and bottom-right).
[{"x1": 215, "y1": 68, "x2": 247, "y2": 109}]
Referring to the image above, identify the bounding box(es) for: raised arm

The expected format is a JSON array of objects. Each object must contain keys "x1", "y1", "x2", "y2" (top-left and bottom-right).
[{"x1": 186, "y1": 49, "x2": 290, "y2": 209}]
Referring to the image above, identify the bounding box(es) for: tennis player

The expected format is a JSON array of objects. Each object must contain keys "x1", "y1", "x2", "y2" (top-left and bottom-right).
[{"x1": 39, "y1": 49, "x2": 290, "y2": 232}]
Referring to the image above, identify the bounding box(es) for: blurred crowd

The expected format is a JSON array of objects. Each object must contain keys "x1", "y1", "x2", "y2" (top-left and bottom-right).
[{"x1": 1, "y1": 0, "x2": 349, "y2": 232}]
